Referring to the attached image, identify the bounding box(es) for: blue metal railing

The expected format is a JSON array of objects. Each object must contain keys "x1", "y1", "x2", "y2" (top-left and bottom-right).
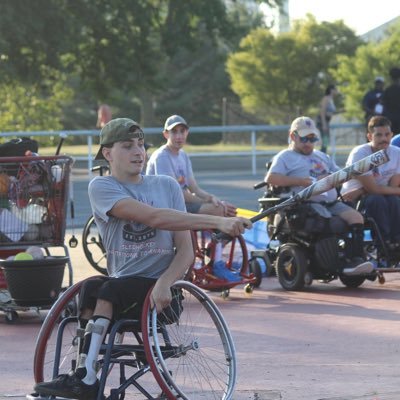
[{"x1": 0, "y1": 122, "x2": 364, "y2": 175}]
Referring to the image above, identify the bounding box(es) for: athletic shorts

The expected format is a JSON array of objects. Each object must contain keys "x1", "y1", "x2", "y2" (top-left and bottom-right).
[
  {"x1": 79, "y1": 276, "x2": 156, "y2": 320},
  {"x1": 79, "y1": 276, "x2": 183, "y2": 323},
  {"x1": 310, "y1": 201, "x2": 353, "y2": 218}
]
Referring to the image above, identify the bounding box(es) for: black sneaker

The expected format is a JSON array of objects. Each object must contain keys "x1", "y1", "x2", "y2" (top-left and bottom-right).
[{"x1": 34, "y1": 372, "x2": 99, "y2": 400}]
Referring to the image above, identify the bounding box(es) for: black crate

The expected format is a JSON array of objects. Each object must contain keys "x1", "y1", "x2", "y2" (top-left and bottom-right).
[{"x1": 0, "y1": 256, "x2": 68, "y2": 306}]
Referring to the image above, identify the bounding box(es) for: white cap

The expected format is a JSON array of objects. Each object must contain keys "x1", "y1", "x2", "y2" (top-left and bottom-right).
[{"x1": 290, "y1": 116, "x2": 320, "y2": 138}]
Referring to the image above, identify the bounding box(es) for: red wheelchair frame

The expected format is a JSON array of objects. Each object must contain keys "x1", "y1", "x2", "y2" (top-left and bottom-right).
[{"x1": 188, "y1": 229, "x2": 262, "y2": 298}]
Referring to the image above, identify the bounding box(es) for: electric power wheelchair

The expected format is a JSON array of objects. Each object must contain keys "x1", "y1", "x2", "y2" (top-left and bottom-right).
[
  {"x1": 32, "y1": 277, "x2": 236, "y2": 400},
  {"x1": 251, "y1": 180, "x2": 400, "y2": 291}
]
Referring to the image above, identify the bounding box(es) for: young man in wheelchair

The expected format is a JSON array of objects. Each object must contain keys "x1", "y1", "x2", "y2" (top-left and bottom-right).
[
  {"x1": 342, "y1": 115, "x2": 400, "y2": 252},
  {"x1": 34, "y1": 118, "x2": 252, "y2": 400},
  {"x1": 265, "y1": 116, "x2": 373, "y2": 276},
  {"x1": 146, "y1": 114, "x2": 237, "y2": 217}
]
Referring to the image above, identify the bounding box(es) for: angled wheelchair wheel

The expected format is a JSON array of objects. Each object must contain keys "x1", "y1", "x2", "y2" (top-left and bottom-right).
[
  {"x1": 276, "y1": 243, "x2": 307, "y2": 291},
  {"x1": 190, "y1": 229, "x2": 249, "y2": 291},
  {"x1": 191, "y1": 230, "x2": 248, "y2": 271},
  {"x1": 82, "y1": 215, "x2": 108, "y2": 275},
  {"x1": 142, "y1": 280, "x2": 237, "y2": 400},
  {"x1": 33, "y1": 279, "x2": 85, "y2": 383}
]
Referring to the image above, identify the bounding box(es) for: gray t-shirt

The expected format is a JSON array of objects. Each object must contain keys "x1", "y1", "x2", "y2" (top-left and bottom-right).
[
  {"x1": 268, "y1": 148, "x2": 339, "y2": 202},
  {"x1": 88, "y1": 174, "x2": 186, "y2": 279},
  {"x1": 146, "y1": 145, "x2": 194, "y2": 190}
]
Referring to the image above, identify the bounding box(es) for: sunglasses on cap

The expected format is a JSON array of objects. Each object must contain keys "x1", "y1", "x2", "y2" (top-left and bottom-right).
[{"x1": 296, "y1": 133, "x2": 319, "y2": 143}]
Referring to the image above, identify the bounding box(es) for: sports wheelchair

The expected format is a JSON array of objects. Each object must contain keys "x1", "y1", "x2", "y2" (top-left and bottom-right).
[
  {"x1": 32, "y1": 277, "x2": 236, "y2": 400},
  {"x1": 188, "y1": 229, "x2": 262, "y2": 298},
  {"x1": 251, "y1": 181, "x2": 389, "y2": 291}
]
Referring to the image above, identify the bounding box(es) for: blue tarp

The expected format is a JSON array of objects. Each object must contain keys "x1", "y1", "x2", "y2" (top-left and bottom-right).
[
  {"x1": 242, "y1": 220, "x2": 269, "y2": 250},
  {"x1": 242, "y1": 220, "x2": 269, "y2": 274}
]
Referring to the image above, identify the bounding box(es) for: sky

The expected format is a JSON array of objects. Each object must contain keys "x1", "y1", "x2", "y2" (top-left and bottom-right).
[{"x1": 288, "y1": 0, "x2": 400, "y2": 35}]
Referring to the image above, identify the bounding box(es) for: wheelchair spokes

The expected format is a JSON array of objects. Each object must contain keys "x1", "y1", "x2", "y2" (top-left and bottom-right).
[
  {"x1": 34, "y1": 281, "x2": 82, "y2": 383},
  {"x1": 142, "y1": 280, "x2": 236, "y2": 400},
  {"x1": 82, "y1": 215, "x2": 107, "y2": 275}
]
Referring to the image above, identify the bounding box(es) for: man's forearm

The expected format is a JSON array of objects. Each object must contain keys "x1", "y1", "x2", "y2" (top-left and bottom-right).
[
  {"x1": 365, "y1": 185, "x2": 400, "y2": 195},
  {"x1": 357, "y1": 176, "x2": 400, "y2": 196},
  {"x1": 150, "y1": 208, "x2": 221, "y2": 230}
]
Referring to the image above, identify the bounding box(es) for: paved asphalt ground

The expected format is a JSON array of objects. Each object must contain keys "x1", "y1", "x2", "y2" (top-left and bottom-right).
[{"x1": 1, "y1": 154, "x2": 400, "y2": 399}]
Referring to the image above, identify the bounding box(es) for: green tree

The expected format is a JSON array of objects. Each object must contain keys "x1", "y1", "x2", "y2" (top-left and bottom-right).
[
  {"x1": 0, "y1": 0, "x2": 67, "y2": 85},
  {"x1": 0, "y1": 69, "x2": 73, "y2": 143},
  {"x1": 333, "y1": 22, "x2": 400, "y2": 121},
  {"x1": 227, "y1": 15, "x2": 362, "y2": 124},
  {"x1": 0, "y1": 0, "x2": 283, "y2": 133},
  {"x1": 155, "y1": 1, "x2": 269, "y2": 128}
]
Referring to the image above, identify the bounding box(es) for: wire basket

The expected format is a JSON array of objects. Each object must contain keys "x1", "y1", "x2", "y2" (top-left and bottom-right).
[{"x1": 0, "y1": 156, "x2": 73, "y2": 248}]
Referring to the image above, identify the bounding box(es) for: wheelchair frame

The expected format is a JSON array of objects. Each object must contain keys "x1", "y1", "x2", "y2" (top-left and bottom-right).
[
  {"x1": 33, "y1": 277, "x2": 237, "y2": 400},
  {"x1": 188, "y1": 229, "x2": 262, "y2": 298}
]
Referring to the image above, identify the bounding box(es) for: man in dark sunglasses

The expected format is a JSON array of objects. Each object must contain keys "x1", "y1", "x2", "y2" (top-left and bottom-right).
[{"x1": 265, "y1": 116, "x2": 373, "y2": 276}]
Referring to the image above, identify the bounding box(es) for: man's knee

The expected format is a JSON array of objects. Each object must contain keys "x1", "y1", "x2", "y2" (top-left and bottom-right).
[{"x1": 339, "y1": 209, "x2": 364, "y2": 225}]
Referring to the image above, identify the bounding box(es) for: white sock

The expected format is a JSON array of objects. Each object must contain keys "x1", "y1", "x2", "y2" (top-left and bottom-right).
[{"x1": 82, "y1": 317, "x2": 110, "y2": 385}]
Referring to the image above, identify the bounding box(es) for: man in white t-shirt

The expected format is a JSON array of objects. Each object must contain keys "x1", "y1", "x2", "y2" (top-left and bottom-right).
[{"x1": 342, "y1": 115, "x2": 400, "y2": 248}]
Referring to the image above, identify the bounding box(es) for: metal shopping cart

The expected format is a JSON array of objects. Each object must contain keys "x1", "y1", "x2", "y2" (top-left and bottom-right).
[{"x1": 0, "y1": 155, "x2": 73, "y2": 322}]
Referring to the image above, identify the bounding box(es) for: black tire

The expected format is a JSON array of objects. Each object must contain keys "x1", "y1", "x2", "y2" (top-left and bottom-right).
[
  {"x1": 249, "y1": 259, "x2": 262, "y2": 288},
  {"x1": 276, "y1": 243, "x2": 307, "y2": 291},
  {"x1": 82, "y1": 215, "x2": 107, "y2": 275},
  {"x1": 339, "y1": 275, "x2": 366, "y2": 288}
]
